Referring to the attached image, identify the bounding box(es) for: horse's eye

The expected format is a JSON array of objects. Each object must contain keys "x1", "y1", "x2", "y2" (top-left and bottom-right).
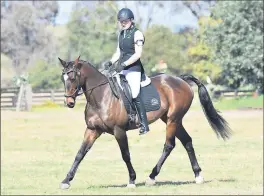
[{"x1": 68, "y1": 72, "x2": 75, "y2": 81}]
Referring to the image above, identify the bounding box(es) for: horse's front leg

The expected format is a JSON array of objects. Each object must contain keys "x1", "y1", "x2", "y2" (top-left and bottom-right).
[
  {"x1": 114, "y1": 127, "x2": 136, "y2": 188},
  {"x1": 60, "y1": 128, "x2": 101, "y2": 189}
]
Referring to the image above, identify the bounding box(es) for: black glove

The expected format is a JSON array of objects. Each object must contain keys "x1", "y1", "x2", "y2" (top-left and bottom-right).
[
  {"x1": 104, "y1": 61, "x2": 112, "y2": 69},
  {"x1": 116, "y1": 62, "x2": 126, "y2": 73}
]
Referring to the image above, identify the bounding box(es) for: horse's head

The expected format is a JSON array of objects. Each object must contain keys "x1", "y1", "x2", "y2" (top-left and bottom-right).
[{"x1": 58, "y1": 56, "x2": 82, "y2": 108}]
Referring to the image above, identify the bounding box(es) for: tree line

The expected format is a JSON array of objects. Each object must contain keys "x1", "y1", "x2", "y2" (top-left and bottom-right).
[{"x1": 1, "y1": 1, "x2": 263, "y2": 92}]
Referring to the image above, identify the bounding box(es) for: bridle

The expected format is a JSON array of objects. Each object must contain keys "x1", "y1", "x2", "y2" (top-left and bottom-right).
[
  {"x1": 62, "y1": 67, "x2": 82, "y2": 98},
  {"x1": 61, "y1": 64, "x2": 117, "y2": 99}
]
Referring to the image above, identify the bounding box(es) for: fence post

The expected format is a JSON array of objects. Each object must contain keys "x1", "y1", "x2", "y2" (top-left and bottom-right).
[
  {"x1": 234, "y1": 89, "x2": 238, "y2": 97},
  {"x1": 12, "y1": 95, "x2": 17, "y2": 108},
  {"x1": 16, "y1": 84, "x2": 24, "y2": 112},
  {"x1": 51, "y1": 89, "x2": 55, "y2": 102},
  {"x1": 25, "y1": 84, "x2": 32, "y2": 111}
]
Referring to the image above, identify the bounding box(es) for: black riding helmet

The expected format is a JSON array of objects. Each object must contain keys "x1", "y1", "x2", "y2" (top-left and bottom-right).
[{"x1": 117, "y1": 8, "x2": 134, "y2": 22}]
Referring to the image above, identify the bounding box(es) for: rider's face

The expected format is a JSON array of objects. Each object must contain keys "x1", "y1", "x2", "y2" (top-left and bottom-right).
[{"x1": 119, "y1": 19, "x2": 132, "y2": 30}]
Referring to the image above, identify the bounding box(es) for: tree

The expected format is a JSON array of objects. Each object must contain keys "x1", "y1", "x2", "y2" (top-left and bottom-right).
[
  {"x1": 31, "y1": 1, "x2": 58, "y2": 25},
  {"x1": 186, "y1": 16, "x2": 222, "y2": 82},
  {"x1": 1, "y1": 53, "x2": 16, "y2": 86},
  {"x1": 142, "y1": 25, "x2": 189, "y2": 75},
  {"x1": 66, "y1": 1, "x2": 118, "y2": 66},
  {"x1": 180, "y1": 0, "x2": 215, "y2": 19},
  {"x1": 28, "y1": 59, "x2": 62, "y2": 90},
  {"x1": 119, "y1": 1, "x2": 213, "y2": 31},
  {"x1": 205, "y1": 1, "x2": 263, "y2": 89},
  {"x1": 1, "y1": 1, "x2": 59, "y2": 75},
  {"x1": 119, "y1": 1, "x2": 165, "y2": 30}
]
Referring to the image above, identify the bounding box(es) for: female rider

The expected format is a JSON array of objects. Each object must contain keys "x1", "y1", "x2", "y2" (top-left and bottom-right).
[{"x1": 105, "y1": 8, "x2": 149, "y2": 135}]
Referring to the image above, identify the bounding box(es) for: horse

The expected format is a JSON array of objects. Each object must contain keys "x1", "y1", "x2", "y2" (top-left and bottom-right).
[{"x1": 58, "y1": 56, "x2": 232, "y2": 189}]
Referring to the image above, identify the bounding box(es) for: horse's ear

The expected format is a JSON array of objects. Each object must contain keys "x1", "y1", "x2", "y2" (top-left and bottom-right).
[
  {"x1": 58, "y1": 57, "x2": 66, "y2": 67},
  {"x1": 74, "y1": 55, "x2": 81, "y2": 66}
]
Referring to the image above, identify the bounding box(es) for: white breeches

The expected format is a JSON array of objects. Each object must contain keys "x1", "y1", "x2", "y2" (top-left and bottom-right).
[{"x1": 119, "y1": 69, "x2": 141, "y2": 98}]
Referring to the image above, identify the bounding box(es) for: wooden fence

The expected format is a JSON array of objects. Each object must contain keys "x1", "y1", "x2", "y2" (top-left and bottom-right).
[
  {"x1": 1, "y1": 87, "x2": 86, "y2": 111},
  {"x1": 0, "y1": 86, "x2": 259, "y2": 111},
  {"x1": 212, "y1": 89, "x2": 258, "y2": 98},
  {"x1": 31, "y1": 89, "x2": 86, "y2": 106},
  {"x1": 1, "y1": 87, "x2": 20, "y2": 110}
]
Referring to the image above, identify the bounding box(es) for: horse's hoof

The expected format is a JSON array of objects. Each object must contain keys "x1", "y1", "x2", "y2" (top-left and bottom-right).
[
  {"x1": 127, "y1": 183, "x2": 136, "y2": 188},
  {"x1": 145, "y1": 177, "x2": 156, "y2": 186},
  {"x1": 195, "y1": 175, "x2": 204, "y2": 184},
  {"x1": 60, "y1": 183, "x2": 71, "y2": 189}
]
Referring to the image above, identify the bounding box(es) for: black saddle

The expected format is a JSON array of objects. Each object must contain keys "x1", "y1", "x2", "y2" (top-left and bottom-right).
[
  {"x1": 104, "y1": 68, "x2": 161, "y2": 127},
  {"x1": 118, "y1": 74, "x2": 160, "y2": 113}
]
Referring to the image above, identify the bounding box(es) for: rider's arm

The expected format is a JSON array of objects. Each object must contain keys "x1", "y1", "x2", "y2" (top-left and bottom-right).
[
  {"x1": 110, "y1": 45, "x2": 120, "y2": 64},
  {"x1": 110, "y1": 35, "x2": 121, "y2": 64},
  {"x1": 123, "y1": 30, "x2": 144, "y2": 66}
]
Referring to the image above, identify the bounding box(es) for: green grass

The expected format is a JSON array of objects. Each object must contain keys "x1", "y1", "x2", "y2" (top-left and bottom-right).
[
  {"x1": 189, "y1": 94, "x2": 263, "y2": 111},
  {"x1": 1, "y1": 108, "x2": 263, "y2": 195},
  {"x1": 213, "y1": 95, "x2": 263, "y2": 110}
]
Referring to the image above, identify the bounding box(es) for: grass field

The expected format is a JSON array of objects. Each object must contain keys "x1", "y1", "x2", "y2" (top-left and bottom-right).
[{"x1": 1, "y1": 106, "x2": 263, "y2": 195}]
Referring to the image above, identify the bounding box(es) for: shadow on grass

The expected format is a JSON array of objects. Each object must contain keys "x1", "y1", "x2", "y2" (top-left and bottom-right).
[
  {"x1": 88, "y1": 179, "x2": 215, "y2": 189},
  {"x1": 218, "y1": 178, "x2": 236, "y2": 183},
  {"x1": 87, "y1": 178, "x2": 237, "y2": 189}
]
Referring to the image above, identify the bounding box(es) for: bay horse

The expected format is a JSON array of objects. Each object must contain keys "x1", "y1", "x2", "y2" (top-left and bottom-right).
[{"x1": 58, "y1": 56, "x2": 232, "y2": 189}]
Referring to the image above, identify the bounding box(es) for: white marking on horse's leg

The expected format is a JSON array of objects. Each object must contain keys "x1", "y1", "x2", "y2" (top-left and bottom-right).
[
  {"x1": 127, "y1": 183, "x2": 136, "y2": 188},
  {"x1": 60, "y1": 183, "x2": 71, "y2": 189},
  {"x1": 145, "y1": 177, "x2": 156, "y2": 186},
  {"x1": 195, "y1": 173, "x2": 204, "y2": 184}
]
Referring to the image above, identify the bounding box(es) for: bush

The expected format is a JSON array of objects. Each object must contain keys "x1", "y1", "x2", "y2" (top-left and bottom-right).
[{"x1": 28, "y1": 60, "x2": 63, "y2": 90}]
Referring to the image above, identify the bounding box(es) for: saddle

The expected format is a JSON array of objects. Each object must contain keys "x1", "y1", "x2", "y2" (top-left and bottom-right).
[{"x1": 105, "y1": 68, "x2": 161, "y2": 127}]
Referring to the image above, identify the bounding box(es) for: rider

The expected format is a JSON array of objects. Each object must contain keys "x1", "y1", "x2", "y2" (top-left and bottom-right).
[{"x1": 105, "y1": 8, "x2": 150, "y2": 135}]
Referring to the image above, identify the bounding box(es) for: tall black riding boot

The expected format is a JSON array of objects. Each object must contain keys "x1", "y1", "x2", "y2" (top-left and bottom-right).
[{"x1": 132, "y1": 95, "x2": 150, "y2": 135}]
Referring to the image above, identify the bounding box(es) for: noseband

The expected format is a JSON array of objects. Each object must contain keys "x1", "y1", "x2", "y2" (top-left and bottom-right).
[
  {"x1": 62, "y1": 67, "x2": 82, "y2": 98},
  {"x1": 61, "y1": 63, "x2": 116, "y2": 99}
]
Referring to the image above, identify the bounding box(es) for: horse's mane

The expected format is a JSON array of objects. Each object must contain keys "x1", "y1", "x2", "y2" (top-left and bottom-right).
[
  {"x1": 73, "y1": 59, "x2": 105, "y2": 76},
  {"x1": 66, "y1": 59, "x2": 98, "y2": 69},
  {"x1": 79, "y1": 60, "x2": 96, "y2": 67}
]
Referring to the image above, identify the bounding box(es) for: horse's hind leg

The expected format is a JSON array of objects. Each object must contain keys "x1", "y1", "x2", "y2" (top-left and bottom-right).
[
  {"x1": 146, "y1": 119, "x2": 176, "y2": 185},
  {"x1": 60, "y1": 128, "x2": 101, "y2": 189},
  {"x1": 175, "y1": 124, "x2": 204, "y2": 184}
]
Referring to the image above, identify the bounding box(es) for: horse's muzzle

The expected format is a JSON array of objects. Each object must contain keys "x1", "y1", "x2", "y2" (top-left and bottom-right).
[{"x1": 66, "y1": 97, "x2": 75, "y2": 108}]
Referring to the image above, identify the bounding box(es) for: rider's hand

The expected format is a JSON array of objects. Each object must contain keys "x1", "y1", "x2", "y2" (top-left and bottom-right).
[
  {"x1": 104, "y1": 61, "x2": 112, "y2": 69},
  {"x1": 116, "y1": 62, "x2": 126, "y2": 72}
]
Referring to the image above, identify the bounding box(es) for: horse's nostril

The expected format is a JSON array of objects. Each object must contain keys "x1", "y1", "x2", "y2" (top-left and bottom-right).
[{"x1": 67, "y1": 102, "x2": 75, "y2": 108}]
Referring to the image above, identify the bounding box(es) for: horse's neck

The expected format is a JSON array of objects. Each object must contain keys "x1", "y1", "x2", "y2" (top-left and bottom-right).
[
  {"x1": 82, "y1": 63, "x2": 106, "y2": 90},
  {"x1": 82, "y1": 63, "x2": 109, "y2": 105}
]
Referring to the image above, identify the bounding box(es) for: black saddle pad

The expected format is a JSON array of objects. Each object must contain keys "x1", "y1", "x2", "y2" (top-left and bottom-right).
[{"x1": 120, "y1": 83, "x2": 161, "y2": 115}]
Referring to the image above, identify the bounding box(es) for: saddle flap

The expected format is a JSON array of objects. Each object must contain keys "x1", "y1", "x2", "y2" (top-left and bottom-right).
[
  {"x1": 105, "y1": 70, "x2": 120, "y2": 99},
  {"x1": 119, "y1": 75, "x2": 133, "y2": 106}
]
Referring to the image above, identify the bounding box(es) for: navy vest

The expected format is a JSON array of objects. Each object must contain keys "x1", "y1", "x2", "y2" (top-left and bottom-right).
[{"x1": 118, "y1": 24, "x2": 143, "y2": 71}]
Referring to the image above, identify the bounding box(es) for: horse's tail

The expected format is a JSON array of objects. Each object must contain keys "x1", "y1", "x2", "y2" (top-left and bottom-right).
[{"x1": 179, "y1": 74, "x2": 232, "y2": 140}]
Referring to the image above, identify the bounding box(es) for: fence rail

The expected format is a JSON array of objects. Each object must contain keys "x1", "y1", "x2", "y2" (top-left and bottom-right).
[
  {"x1": 213, "y1": 89, "x2": 257, "y2": 98},
  {"x1": 0, "y1": 86, "x2": 258, "y2": 111},
  {"x1": 1, "y1": 87, "x2": 19, "y2": 110},
  {"x1": 1, "y1": 87, "x2": 86, "y2": 110}
]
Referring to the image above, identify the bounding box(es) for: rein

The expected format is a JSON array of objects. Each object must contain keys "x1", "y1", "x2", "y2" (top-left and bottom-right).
[{"x1": 63, "y1": 64, "x2": 118, "y2": 98}]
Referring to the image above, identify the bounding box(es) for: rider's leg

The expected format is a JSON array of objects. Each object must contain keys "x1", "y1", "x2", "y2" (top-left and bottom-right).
[{"x1": 125, "y1": 70, "x2": 150, "y2": 135}]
